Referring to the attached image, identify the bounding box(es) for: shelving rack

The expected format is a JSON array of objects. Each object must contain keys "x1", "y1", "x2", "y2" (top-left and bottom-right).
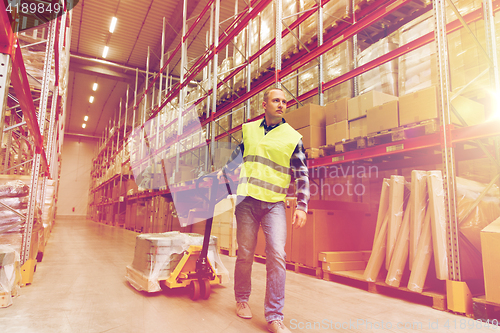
[
  {"x1": 1, "y1": 3, "x2": 69, "y2": 281},
  {"x1": 89, "y1": 0, "x2": 500, "y2": 297}
]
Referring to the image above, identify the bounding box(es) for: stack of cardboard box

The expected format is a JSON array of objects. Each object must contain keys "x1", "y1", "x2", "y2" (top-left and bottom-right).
[
  {"x1": 325, "y1": 98, "x2": 349, "y2": 145},
  {"x1": 284, "y1": 104, "x2": 325, "y2": 149}
]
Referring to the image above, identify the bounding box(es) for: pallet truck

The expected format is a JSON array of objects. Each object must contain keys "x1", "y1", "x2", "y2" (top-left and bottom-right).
[{"x1": 161, "y1": 172, "x2": 234, "y2": 300}]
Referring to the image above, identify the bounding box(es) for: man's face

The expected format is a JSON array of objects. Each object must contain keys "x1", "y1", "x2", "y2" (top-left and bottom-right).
[{"x1": 263, "y1": 89, "x2": 287, "y2": 124}]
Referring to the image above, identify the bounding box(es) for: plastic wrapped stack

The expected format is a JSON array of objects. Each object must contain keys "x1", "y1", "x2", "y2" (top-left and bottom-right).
[
  {"x1": 399, "y1": 1, "x2": 494, "y2": 97},
  {"x1": 0, "y1": 245, "x2": 22, "y2": 308},
  {"x1": 0, "y1": 181, "x2": 42, "y2": 263},
  {"x1": 298, "y1": 61, "x2": 318, "y2": 98},
  {"x1": 125, "y1": 231, "x2": 229, "y2": 292},
  {"x1": 217, "y1": 57, "x2": 234, "y2": 103},
  {"x1": 357, "y1": 33, "x2": 399, "y2": 96},
  {"x1": 323, "y1": 40, "x2": 353, "y2": 103},
  {"x1": 233, "y1": 27, "x2": 248, "y2": 92}
]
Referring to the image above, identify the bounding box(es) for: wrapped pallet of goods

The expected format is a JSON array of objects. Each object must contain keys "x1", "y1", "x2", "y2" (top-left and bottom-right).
[
  {"x1": 0, "y1": 181, "x2": 43, "y2": 284},
  {"x1": 125, "y1": 231, "x2": 229, "y2": 292},
  {"x1": 357, "y1": 32, "x2": 399, "y2": 96},
  {"x1": 0, "y1": 245, "x2": 22, "y2": 308},
  {"x1": 217, "y1": 58, "x2": 234, "y2": 103},
  {"x1": 324, "y1": 40, "x2": 354, "y2": 103},
  {"x1": 259, "y1": 0, "x2": 298, "y2": 73},
  {"x1": 233, "y1": 28, "x2": 247, "y2": 92}
]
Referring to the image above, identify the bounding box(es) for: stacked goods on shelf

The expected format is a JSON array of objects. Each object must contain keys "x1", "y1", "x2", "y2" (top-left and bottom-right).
[
  {"x1": 456, "y1": 177, "x2": 500, "y2": 280},
  {"x1": 250, "y1": 16, "x2": 260, "y2": 80},
  {"x1": 347, "y1": 91, "x2": 398, "y2": 139},
  {"x1": 298, "y1": 61, "x2": 318, "y2": 101},
  {"x1": 259, "y1": 0, "x2": 298, "y2": 73},
  {"x1": 217, "y1": 57, "x2": 234, "y2": 103},
  {"x1": 356, "y1": 32, "x2": 399, "y2": 96},
  {"x1": 298, "y1": 0, "x2": 352, "y2": 45},
  {"x1": 0, "y1": 245, "x2": 22, "y2": 308},
  {"x1": 366, "y1": 100, "x2": 399, "y2": 134},
  {"x1": 398, "y1": 85, "x2": 485, "y2": 127},
  {"x1": 0, "y1": 181, "x2": 42, "y2": 263},
  {"x1": 480, "y1": 216, "x2": 500, "y2": 304},
  {"x1": 40, "y1": 179, "x2": 56, "y2": 254},
  {"x1": 283, "y1": 104, "x2": 325, "y2": 149},
  {"x1": 125, "y1": 231, "x2": 229, "y2": 292},
  {"x1": 399, "y1": 4, "x2": 497, "y2": 98},
  {"x1": 325, "y1": 98, "x2": 349, "y2": 145},
  {"x1": 233, "y1": 27, "x2": 247, "y2": 92},
  {"x1": 323, "y1": 40, "x2": 353, "y2": 103},
  {"x1": 364, "y1": 172, "x2": 500, "y2": 292}
]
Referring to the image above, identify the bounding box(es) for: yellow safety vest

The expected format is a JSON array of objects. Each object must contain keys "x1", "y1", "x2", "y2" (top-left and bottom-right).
[{"x1": 237, "y1": 120, "x2": 302, "y2": 202}]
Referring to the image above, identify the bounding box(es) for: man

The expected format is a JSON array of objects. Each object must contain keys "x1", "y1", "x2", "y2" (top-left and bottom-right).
[{"x1": 218, "y1": 87, "x2": 310, "y2": 333}]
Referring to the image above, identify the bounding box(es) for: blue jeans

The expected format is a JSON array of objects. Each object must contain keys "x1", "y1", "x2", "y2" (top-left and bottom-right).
[{"x1": 234, "y1": 196, "x2": 287, "y2": 323}]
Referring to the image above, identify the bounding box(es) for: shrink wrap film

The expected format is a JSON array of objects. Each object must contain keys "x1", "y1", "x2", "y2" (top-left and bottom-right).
[
  {"x1": 410, "y1": 170, "x2": 427, "y2": 270},
  {"x1": 408, "y1": 207, "x2": 432, "y2": 293},
  {"x1": 386, "y1": 175, "x2": 405, "y2": 270},
  {"x1": 385, "y1": 199, "x2": 411, "y2": 287},
  {"x1": 249, "y1": 17, "x2": 260, "y2": 80},
  {"x1": 298, "y1": 62, "x2": 318, "y2": 97},
  {"x1": 299, "y1": 0, "x2": 317, "y2": 45},
  {"x1": 233, "y1": 27, "x2": 247, "y2": 92},
  {"x1": 217, "y1": 58, "x2": 234, "y2": 102},
  {"x1": 363, "y1": 214, "x2": 389, "y2": 282},
  {"x1": 323, "y1": 40, "x2": 353, "y2": 102},
  {"x1": 357, "y1": 33, "x2": 399, "y2": 96},
  {"x1": 0, "y1": 245, "x2": 22, "y2": 308},
  {"x1": 125, "y1": 232, "x2": 229, "y2": 293},
  {"x1": 426, "y1": 171, "x2": 449, "y2": 280},
  {"x1": 374, "y1": 178, "x2": 390, "y2": 243}
]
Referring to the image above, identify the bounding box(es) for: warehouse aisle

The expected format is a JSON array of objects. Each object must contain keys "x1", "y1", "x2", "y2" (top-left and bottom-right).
[{"x1": 0, "y1": 218, "x2": 489, "y2": 333}]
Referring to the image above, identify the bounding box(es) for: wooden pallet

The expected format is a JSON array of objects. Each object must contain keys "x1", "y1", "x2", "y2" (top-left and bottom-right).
[
  {"x1": 219, "y1": 246, "x2": 237, "y2": 257},
  {"x1": 321, "y1": 137, "x2": 367, "y2": 155},
  {"x1": 473, "y1": 296, "x2": 500, "y2": 323},
  {"x1": 367, "y1": 119, "x2": 438, "y2": 147},
  {"x1": 323, "y1": 270, "x2": 447, "y2": 311}
]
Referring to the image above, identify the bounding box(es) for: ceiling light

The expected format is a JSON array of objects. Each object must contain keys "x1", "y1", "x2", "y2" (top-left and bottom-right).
[
  {"x1": 89, "y1": 96, "x2": 94, "y2": 103},
  {"x1": 92, "y1": 83, "x2": 98, "y2": 91},
  {"x1": 82, "y1": 123, "x2": 87, "y2": 128},
  {"x1": 102, "y1": 46, "x2": 109, "y2": 58},
  {"x1": 84, "y1": 115, "x2": 89, "y2": 121},
  {"x1": 109, "y1": 17, "x2": 118, "y2": 33}
]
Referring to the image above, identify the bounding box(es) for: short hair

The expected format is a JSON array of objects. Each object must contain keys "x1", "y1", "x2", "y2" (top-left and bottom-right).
[{"x1": 263, "y1": 87, "x2": 284, "y2": 102}]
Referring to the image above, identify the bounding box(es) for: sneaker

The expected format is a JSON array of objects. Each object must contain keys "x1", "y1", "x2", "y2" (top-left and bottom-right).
[
  {"x1": 236, "y1": 302, "x2": 252, "y2": 319},
  {"x1": 267, "y1": 320, "x2": 291, "y2": 333}
]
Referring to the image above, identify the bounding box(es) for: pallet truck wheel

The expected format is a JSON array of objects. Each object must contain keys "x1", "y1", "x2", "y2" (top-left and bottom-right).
[
  {"x1": 201, "y1": 279, "x2": 211, "y2": 299},
  {"x1": 190, "y1": 280, "x2": 200, "y2": 300}
]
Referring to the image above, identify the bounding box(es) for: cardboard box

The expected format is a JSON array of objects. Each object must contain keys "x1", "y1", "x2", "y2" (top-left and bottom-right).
[
  {"x1": 298, "y1": 125, "x2": 326, "y2": 149},
  {"x1": 284, "y1": 104, "x2": 325, "y2": 130},
  {"x1": 367, "y1": 100, "x2": 399, "y2": 134},
  {"x1": 347, "y1": 91, "x2": 398, "y2": 120},
  {"x1": 326, "y1": 120, "x2": 349, "y2": 145},
  {"x1": 322, "y1": 261, "x2": 367, "y2": 272},
  {"x1": 325, "y1": 98, "x2": 348, "y2": 125},
  {"x1": 399, "y1": 85, "x2": 485, "y2": 126},
  {"x1": 319, "y1": 251, "x2": 371, "y2": 262},
  {"x1": 481, "y1": 217, "x2": 500, "y2": 304},
  {"x1": 349, "y1": 117, "x2": 367, "y2": 139}
]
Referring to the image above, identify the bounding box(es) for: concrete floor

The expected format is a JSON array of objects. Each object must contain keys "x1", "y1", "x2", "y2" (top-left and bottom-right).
[{"x1": 0, "y1": 218, "x2": 492, "y2": 333}]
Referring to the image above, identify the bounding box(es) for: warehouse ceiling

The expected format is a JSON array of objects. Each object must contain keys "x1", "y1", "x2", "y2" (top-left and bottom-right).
[{"x1": 67, "y1": 0, "x2": 237, "y2": 139}]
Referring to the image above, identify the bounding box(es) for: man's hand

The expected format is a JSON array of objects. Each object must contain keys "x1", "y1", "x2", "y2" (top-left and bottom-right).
[
  {"x1": 217, "y1": 169, "x2": 225, "y2": 181},
  {"x1": 292, "y1": 209, "x2": 307, "y2": 229}
]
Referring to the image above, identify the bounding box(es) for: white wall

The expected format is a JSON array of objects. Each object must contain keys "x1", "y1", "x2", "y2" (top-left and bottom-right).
[{"x1": 57, "y1": 135, "x2": 97, "y2": 217}]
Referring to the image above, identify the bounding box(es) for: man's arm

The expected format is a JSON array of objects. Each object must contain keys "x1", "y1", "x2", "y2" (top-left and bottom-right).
[
  {"x1": 217, "y1": 142, "x2": 244, "y2": 180},
  {"x1": 290, "y1": 139, "x2": 310, "y2": 228}
]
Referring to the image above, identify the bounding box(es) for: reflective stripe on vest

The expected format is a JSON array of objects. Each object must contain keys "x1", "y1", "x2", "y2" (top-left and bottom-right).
[{"x1": 237, "y1": 120, "x2": 302, "y2": 202}]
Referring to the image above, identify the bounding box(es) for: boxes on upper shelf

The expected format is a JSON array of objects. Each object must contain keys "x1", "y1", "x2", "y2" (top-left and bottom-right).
[
  {"x1": 398, "y1": 85, "x2": 485, "y2": 126},
  {"x1": 347, "y1": 91, "x2": 398, "y2": 120},
  {"x1": 367, "y1": 100, "x2": 399, "y2": 134},
  {"x1": 284, "y1": 103, "x2": 325, "y2": 129}
]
